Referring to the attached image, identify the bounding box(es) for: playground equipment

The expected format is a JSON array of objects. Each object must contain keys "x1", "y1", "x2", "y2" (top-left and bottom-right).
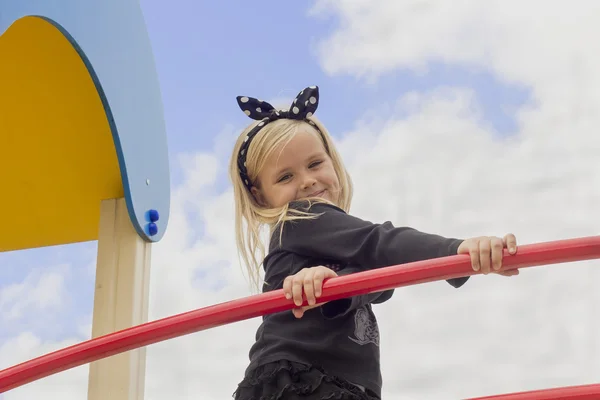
[
  {"x1": 1, "y1": 1, "x2": 599, "y2": 399},
  {"x1": 1, "y1": 1, "x2": 169, "y2": 398}
]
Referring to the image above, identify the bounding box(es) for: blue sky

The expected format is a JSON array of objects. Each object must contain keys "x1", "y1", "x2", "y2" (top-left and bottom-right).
[
  {"x1": 140, "y1": 0, "x2": 529, "y2": 159},
  {"x1": 0, "y1": 0, "x2": 529, "y2": 372}
]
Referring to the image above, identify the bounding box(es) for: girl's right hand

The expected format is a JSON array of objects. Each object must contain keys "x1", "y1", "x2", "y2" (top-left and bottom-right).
[{"x1": 283, "y1": 266, "x2": 338, "y2": 319}]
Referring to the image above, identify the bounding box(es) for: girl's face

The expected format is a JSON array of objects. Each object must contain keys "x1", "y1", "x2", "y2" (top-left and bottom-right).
[{"x1": 251, "y1": 128, "x2": 341, "y2": 208}]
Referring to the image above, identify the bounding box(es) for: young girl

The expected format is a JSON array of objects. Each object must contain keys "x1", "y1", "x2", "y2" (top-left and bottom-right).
[{"x1": 229, "y1": 86, "x2": 518, "y2": 399}]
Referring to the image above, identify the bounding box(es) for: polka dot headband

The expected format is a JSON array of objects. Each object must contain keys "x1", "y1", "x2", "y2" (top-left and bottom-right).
[{"x1": 236, "y1": 85, "x2": 325, "y2": 191}]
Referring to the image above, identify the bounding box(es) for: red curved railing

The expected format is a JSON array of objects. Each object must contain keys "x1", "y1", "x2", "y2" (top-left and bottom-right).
[
  {"x1": 469, "y1": 383, "x2": 600, "y2": 400},
  {"x1": 1, "y1": 236, "x2": 600, "y2": 398}
]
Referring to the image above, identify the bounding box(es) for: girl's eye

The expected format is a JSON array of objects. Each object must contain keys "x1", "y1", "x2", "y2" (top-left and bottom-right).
[
  {"x1": 277, "y1": 174, "x2": 291, "y2": 183},
  {"x1": 309, "y1": 161, "x2": 323, "y2": 168}
]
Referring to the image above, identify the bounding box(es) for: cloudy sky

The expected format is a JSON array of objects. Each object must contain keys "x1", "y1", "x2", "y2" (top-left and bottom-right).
[{"x1": 2, "y1": 0, "x2": 600, "y2": 399}]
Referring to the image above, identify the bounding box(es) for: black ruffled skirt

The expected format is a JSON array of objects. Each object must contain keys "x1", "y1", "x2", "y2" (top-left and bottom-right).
[{"x1": 233, "y1": 360, "x2": 380, "y2": 400}]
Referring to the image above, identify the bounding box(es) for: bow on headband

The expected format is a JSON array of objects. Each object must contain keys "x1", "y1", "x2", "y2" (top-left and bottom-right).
[
  {"x1": 236, "y1": 85, "x2": 319, "y2": 122},
  {"x1": 236, "y1": 86, "x2": 323, "y2": 191}
]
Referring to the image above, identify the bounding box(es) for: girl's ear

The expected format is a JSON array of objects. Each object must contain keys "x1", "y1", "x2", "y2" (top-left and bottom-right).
[{"x1": 251, "y1": 186, "x2": 268, "y2": 207}]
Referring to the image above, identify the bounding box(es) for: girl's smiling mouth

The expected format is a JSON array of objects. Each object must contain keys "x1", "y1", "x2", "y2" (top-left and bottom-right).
[{"x1": 308, "y1": 190, "x2": 325, "y2": 198}]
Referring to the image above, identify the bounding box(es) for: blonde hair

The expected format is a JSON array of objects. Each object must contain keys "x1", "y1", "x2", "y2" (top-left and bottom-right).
[{"x1": 228, "y1": 115, "x2": 353, "y2": 291}]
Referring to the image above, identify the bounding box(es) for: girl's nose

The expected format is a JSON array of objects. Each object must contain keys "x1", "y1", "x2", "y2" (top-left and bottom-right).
[{"x1": 300, "y1": 176, "x2": 317, "y2": 189}]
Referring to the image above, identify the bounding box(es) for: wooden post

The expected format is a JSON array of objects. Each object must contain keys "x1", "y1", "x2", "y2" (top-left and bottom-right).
[{"x1": 87, "y1": 198, "x2": 151, "y2": 400}]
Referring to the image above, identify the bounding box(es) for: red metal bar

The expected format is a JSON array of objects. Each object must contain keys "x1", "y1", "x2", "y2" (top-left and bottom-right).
[
  {"x1": 469, "y1": 383, "x2": 600, "y2": 400},
  {"x1": 1, "y1": 236, "x2": 599, "y2": 394}
]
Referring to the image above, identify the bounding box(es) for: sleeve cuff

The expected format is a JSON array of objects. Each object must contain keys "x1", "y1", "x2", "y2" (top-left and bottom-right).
[
  {"x1": 446, "y1": 239, "x2": 470, "y2": 288},
  {"x1": 447, "y1": 239, "x2": 463, "y2": 256}
]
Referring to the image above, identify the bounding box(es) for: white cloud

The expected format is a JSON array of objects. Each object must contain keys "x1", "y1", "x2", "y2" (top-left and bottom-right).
[
  {"x1": 3, "y1": 2, "x2": 600, "y2": 400},
  {"x1": 310, "y1": 1, "x2": 600, "y2": 88},
  {"x1": 0, "y1": 265, "x2": 67, "y2": 321},
  {"x1": 0, "y1": 333, "x2": 88, "y2": 400}
]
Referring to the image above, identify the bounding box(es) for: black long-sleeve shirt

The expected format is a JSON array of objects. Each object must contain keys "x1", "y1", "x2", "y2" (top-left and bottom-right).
[{"x1": 244, "y1": 201, "x2": 469, "y2": 397}]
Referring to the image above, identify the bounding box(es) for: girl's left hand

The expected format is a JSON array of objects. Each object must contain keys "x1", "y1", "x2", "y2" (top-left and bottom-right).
[{"x1": 457, "y1": 233, "x2": 519, "y2": 276}]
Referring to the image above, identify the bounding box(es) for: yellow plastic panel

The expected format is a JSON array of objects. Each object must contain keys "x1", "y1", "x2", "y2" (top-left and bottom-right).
[{"x1": 0, "y1": 16, "x2": 123, "y2": 252}]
